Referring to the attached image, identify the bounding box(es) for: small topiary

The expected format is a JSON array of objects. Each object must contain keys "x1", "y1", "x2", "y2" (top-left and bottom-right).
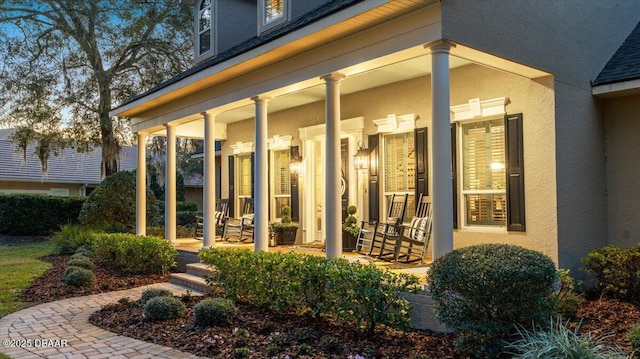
[
  {"x1": 141, "y1": 288, "x2": 174, "y2": 305},
  {"x1": 63, "y1": 266, "x2": 96, "y2": 287},
  {"x1": 427, "y1": 244, "x2": 557, "y2": 357},
  {"x1": 67, "y1": 256, "x2": 95, "y2": 270},
  {"x1": 342, "y1": 205, "x2": 360, "y2": 237},
  {"x1": 143, "y1": 296, "x2": 185, "y2": 321},
  {"x1": 75, "y1": 245, "x2": 94, "y2": 257},
  {"x1": 193, "y1": 297, "x2": 237, "y2": 326}
]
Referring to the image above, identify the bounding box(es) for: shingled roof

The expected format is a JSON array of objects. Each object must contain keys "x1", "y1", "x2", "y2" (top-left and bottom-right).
[
  {"x1": 593, "y1": 21, "x2": 640, "y2": 86},
  {"x1": 115, "y1": 0, "x2": 363, "y2": 109}
]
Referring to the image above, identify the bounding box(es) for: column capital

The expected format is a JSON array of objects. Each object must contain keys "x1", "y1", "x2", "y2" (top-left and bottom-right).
[
  {"x1": 251, "y1": 95, "x2": 272, "y2": 103},
  {"x1": 135, "y1": 131, "x2": 148, "y2": 136},
  {"x1": 164, "y1": 122, "x2": 178, "y2": 129},
  {"x1": 320, "y1": 72, "x2": 346, "y2": 83},
  {"x1": 201, "y1": 111, "x2": 217, "y2": 119},
  {"x1": 424, "y1": 39, "x2": 456, "y2": 54}
]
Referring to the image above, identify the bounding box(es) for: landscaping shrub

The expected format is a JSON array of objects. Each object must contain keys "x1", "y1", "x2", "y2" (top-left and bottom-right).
[
  {"x1": 141, "y1": 288, "x2": 173, "y2": 305},
  {"x1": 67, "y1": 256, "x2": 95, "y2": 270},
  {"x1": 194, "y1": 297, "x2": 237, "y2": 326},
  {"x1": 143, "y1": 296, "x2": 185, "y2": 321},
  {"x1": 177, "y1": 210, "x2": 202, "y2": 226},
  {"x1": 582, "y1": 244, "x2": 640, "y2": 300},
  {"x1": 92, "y1": 233, "x2": 177, "y2": 274},
  {"x1": 555, "y1": 269, "x2": 585, "y2": 320},
  {"x1": 198, "y1": 248, "x2": 420, "y2": 335},
  {"x1": 63, "y1": 266, "x2": 95, "y2": 287},
  {"x1": 427, "y1": 244, "x2": 557, "y2": 357},
  {"x1": 0, "y1": 194, "x2": 85, "y2": 235},
  {"x1": 79, "y1": 170, "x2": 158, "y2": 232},
  {"x1": 626, "y1": 323, "x2": 640, "y2": 356},
  {"x1": 51, "y1": 224, "x2": 94, "y2": 254},
  {"x1": 157, "y1": 200, "x2": 198, "y2": 214},
  {"x1": 146, "y1": 225, "x2": 196, "y2": 239},
  {"x1": 505, "y1": 318, "x2": 628, "y2": 358},
  {"x1": 75, "y1": 245, "x2": 93, "y2": 257}
]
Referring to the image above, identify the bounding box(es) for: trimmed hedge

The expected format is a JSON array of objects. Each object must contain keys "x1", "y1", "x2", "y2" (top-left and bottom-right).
[
  {"x1": 157, "y1": 200, "x2": 198, "y2": 214},
  {"x1": 0, "y1": 194, "x2": 86, "y2": 236},
  {"x1": 92, "y1": 233, "x2": 177, "y2": 274},
  {"x1": 582, "y1": 244, "x2": 640, "y2": 300}
]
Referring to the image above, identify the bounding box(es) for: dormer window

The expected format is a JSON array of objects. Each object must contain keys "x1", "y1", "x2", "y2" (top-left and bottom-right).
[
  {"x1": 196, "y1": 0, "x2": 215, "y2": 60},
  {"x1": 259, "y1": 0, "x2": 290, "y2": 34}
]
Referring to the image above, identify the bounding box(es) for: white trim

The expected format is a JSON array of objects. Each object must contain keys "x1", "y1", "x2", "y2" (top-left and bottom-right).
[
  {"x1": 267, "y1": 135, "x2": 292, "y2": 149},
  {"x1": 195, "y1": 0, "x2": 216, "y2": 62},
  {"x1": 299, "y1": 116, "x2": 364, "y2": 140},
  {"x1": 0, "y1": 188, "x2": 70, "y2": 196},
  {"x1": 231, "y1": 141, "x2": 254, "y2": 154},
  {"x1": 450, "y1": 97, "x2": 510, "y2": 122},
  {"x1": 374, "y1": 114, "x2": 416, "y2": 133},
  {"x1": 592, "y1": 79, "x2": 640, "y2": 97}
]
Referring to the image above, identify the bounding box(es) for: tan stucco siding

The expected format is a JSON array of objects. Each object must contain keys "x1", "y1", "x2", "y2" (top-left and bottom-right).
[
  {"x1": 604, "y1": 94, "x2": 640, "y2": 248},
  {"x1": 0, "y1": 181, "x2": 84, "y2": 196},
  {"x1": 184, "y1": 187, "x2": 204, "y2": 211},
  {"x1": 221, "y1": 63, "x2": 559, "y2": 263}
]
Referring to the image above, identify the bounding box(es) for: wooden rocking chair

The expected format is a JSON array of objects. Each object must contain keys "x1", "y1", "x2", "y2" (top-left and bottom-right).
[
  {"x1": 194, "y1": 198, "x2": 229, "y2": 240},
  {"x1": 223, "y1": 198, "x2": 254, "y2": 242},
  {"x1": 354, "y1": 193, "x2": 408, "y2": 255}
]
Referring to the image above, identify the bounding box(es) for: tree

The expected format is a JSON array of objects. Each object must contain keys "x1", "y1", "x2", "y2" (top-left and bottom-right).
[{"x1": 0, "y1": 1, "x2": 192, "y2": 176}]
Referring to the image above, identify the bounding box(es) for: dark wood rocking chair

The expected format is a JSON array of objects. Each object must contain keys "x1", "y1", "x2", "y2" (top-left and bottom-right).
[
  {"x1": 194, "y1": 198, "x2": 229, "y2": 240},
  {"x1": 354, "y1": 193, "x2": 408, "y2": 255},
  {"x1": 223, "y1": 198, "x2": 254, "y2": 242},
  {"x1": 378, "y1": 193, "x2": 432, "y2": 263}
]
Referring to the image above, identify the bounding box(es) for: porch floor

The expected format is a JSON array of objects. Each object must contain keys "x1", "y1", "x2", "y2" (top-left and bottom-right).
[{"x1": 173, "y1": 238, "x2": 431, "y2": 285}]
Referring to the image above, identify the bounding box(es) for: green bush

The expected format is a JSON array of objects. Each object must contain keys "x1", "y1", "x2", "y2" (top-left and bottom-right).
[
  {"x1": 51, "y1": 224, "x2": 94, "y2": 254},
  {"x1": 427, "y1": 244, "x2": 557, "y2": 357},
  {"x1": 146, "y1": 225, "x2": 195, "y2": 239},
  {"x1": 194, "y1": 297, "x2": 237, "y2": 326},
  {"x1": 143, "y1": 296, "x2": 185, "y2": 321},
  {"x1": 177, "y1": 211, "x2": 202, "y2": 226},
  {"x1": 198, "y1": 248, "x2": 420, "y2": 335},
  {"x1": 63, "y1": 266, "x2": 95, "y2": 287},
  {"x1": 505, "y1": 318, "x2": 628, "y2": 358},
  {"x1": 75, "y1": 245, "x2": 94, "y2": 257},
  {"x1": 555, "y1": 269, "x2": 585, "y2": 320},
  {"x1": 92, "y1": 233, "x2": 177, "y2": 274},
  {"x1": 157, "y1": 200, "x2": 198, "y2": 213},
  {"x1": 627, "y1": 323, "x2": 640, "y2": 356},
  {"x1": 67, "y1": 256, "x2": 95, "y2": 270},
  {"x1": 141, "y1": 288, "x2": 173, "y2": 305},
  {"x1": 582, "y1": 245, "x2": 640, "y2": 300},
  {"x1": 0, "y1": 194, "x2": 86, "y2": 235},
  {"x1": 79, "y1": 171, "x2": 158, "y2": 232}
]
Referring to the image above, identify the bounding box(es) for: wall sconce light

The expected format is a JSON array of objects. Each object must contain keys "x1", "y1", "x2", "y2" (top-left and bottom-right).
[
  {"x1": 290, "y1": 146, "x2": 302, "y2": 174},
  {"x1": 354, "y1": 141, "x2": 369, "y2": 170}
]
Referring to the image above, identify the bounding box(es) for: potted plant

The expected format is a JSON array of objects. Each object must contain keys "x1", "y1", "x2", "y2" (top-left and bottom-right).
[
  {"x1": 272, "y1": 206, "x2": 298, "y2": 245},
  {"x1": 342, "y1": 205, "x2": 360, "y2": 251}
]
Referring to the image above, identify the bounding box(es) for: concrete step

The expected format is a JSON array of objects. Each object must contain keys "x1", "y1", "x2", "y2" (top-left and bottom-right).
[
  {"x1": 169, "y1": 272, "x2": 212, "y2": 294},
  {"x1": 185, "y1": 262, "x2": 217, "y2": 278}
]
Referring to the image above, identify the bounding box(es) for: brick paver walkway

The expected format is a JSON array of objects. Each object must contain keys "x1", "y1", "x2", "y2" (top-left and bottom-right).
[{"x1": 0, "y1": 283, "x2": 205, "y2": 359}]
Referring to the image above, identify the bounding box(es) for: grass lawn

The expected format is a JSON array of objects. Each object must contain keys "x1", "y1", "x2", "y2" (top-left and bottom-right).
[{"x1": 0, "y1": 241, "x2": 55, "y2": 318}]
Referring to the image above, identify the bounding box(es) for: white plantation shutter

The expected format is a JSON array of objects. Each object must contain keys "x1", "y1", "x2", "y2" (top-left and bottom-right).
[
  {"x1": 265, "y1": 0, "x2": 284, "y2": 23},
  {"x1": 383, "y1": 132, "x2": 416, "y2": 219}
]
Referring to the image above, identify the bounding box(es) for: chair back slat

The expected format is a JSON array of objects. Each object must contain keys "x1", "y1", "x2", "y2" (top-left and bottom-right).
[
  {"x1": 241, "y1": 198, "x2": 254, "y2": 216},
  {"x1": 415, "y1": 193, "x2": 429, "y2": 218},
  {"x1": 387, "y1": 194, "x2": 408, "y2": 224}
]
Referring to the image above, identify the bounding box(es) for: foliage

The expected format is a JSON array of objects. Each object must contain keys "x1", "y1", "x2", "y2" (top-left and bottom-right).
[
  {"x1": 91, "y1": 233, "x2": 177, "y2": 274},
  {"x1": 343, "y1": 205, "x2": 360, "y2": 237},
  {"x1": 582, "y1": 245, "x2": 640, "y2": 300},
  {"x1": 505, "y1": 318, "x2": 629, "y2": 359},
  {"x1": 79, "y1": 171, "x2": 158, "y2": 232},
  {"x1": 194, "y1": 297, "x2": 237, "y2": 326},
  {"x1": 149, "y1": 166, "x2": 187, "y2": 202},
  {"x1": 147, "y1": 136, "x2": 204, "y2": 199},
  {"x1": 141, "y1": 288, "x2": 174, "y2": 305},
  {"x1": 0, "y1": 241, "x2": 55, "y2": 317},
  {"x1": 176, "y1": 211, "x2": 203, "y2": 226},
  {"x1": 143, "y1": 296, "x2": 185, "y2": 321},
  {"x1": 0, "y1": 1, "x2": 192, "y2": 176},
  {"x1": 555, "y1": 269, "x2": 585, "y2": 320},
  {"x1": 627, "y1": 323, "x2": 640, "y2": 357},
  {"x1": 234, "y1": 347, "x2": 251, "y2": 358},
  {"x1": 67, "y1": 256, "x2": 95, "y2": 270},
  {"x1": 75, "y1": 245, "x2": 93, "y2": 257},
  {"x1": 146, "y1": 225, "x2": 194, "y2": 239},
  {"x1": 156, "y1": 201, "x2": 199, "y2": 214},
  {"x1": 198, "y1": 248, "x2": 420, "y2": 335},
  {"x1": 51, "y1": 224, "x2": 94, "y2": 254},
  {"x1": 427, "y1": 244, "x2": 558, "y2": 357},
  {"x1": 63, "y1": 266, "x2": 95, "y2": 287},
  {"x1": 0, "y1": 194, "x2": 85, "y2": 236}
]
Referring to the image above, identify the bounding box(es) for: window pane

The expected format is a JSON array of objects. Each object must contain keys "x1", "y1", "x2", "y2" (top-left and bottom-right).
[
  {"x1": 199, "y1": 8, "x2": 211, "y2": 32},
  {"x1": 462, "y1": 119, "x2": 505, "y2": 191},
  {"x1": 199, "y1": 31, "x2": 210, "y2": 54},
  {"x1": 465, "y1": 193, "x2": 506, "y2": 226},
  {"x1": 265, "y1": 0, "x2": 284, "y2": 23},
  {"x1": 273, "y1": 149, "x2": 290, "y2": 196},
  {"x1": 383, "y1": 132, "x2": 415, "y2": 193},
  {"x1": 238, "y1": 155, "x2": 252, "y2": 196}
]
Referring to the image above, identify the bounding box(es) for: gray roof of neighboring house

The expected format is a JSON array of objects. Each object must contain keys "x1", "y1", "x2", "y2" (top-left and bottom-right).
[
  {"x1": 115, "y1": 0, "x2": 363, "y2": 109},
  {"x1": 593, "y1": 21, "x2": 640, "y2": 86}
]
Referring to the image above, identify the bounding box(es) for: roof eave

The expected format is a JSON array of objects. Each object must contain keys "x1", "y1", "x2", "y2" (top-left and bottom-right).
[{"x1": 592, "y1": 78, "x2": 640, "y2": 98}]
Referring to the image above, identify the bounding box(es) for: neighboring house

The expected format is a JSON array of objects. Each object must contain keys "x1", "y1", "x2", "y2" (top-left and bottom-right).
[
  {"x1": 110, "y1": 0, "x2": 640, "y2": 276},
  {"x1": 0, "y1": 129, "x2": 204, "y2": 209}
]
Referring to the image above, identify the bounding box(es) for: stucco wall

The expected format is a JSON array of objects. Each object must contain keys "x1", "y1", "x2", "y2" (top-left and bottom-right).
[
  {"x1": 604, "y1": 94, "x2": 640, "y2": 248},
  {"x1": 441, "y1": 0, "x2": 640, "y2": 272},
  {"x1": 0, "y1": 181, "x2": 85, "y2": 197},
  {"x1": 221, "y1": 63, "x2": 559, "y2": 263},
  {"x1": 185, "y1": 187, "x2": 204, "y2": 211}
]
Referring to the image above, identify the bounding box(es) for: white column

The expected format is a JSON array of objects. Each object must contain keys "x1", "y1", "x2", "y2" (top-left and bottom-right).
[
  {"x1": 202, "y1": 112, "x2": 217, "y2": 248},
  {"x1": 165, "y1": 123, "x2": 177, "y2": 241},
  {"x1": 428, "y1": 40, "x2": 455, "y2": 259},
  {"x1": 136, "y1": 132, "x2": 147, "y2": 236},
  {"x1": 322, "y1": 72, "x2": 346, "y2": 259},
  {"x1": 252, "y1": 96, "x2": 270, "y2": 252}
]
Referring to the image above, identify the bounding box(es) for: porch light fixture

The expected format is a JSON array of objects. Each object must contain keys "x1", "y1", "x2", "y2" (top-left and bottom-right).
[
  {"x1": 354, "y1": 141, "x2": 369, "y2": 170},
  {"x1": 289, "y1": 146, "x2": 302, "y2": 175}
]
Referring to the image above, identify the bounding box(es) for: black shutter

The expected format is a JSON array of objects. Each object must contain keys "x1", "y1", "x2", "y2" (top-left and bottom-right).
[
  {"x1": 250, "y1": 153, "x2": 255, "y2": 199},
  {"x1": 368, "y1": 134, "x2": 379, "y2": 222},
  {"x1": 505, "y1": 113, "x2": 526, "y2": 232},
  {"x1": 341, "y1": 138, "x2": 349, "y2": 221},
  {"x1": 290, "y1": 146, "x2": 300, "y2": 221},
  {"x1": 414, "y1": 127, "x2": 428, "y2": 198},
  {"x1": 267, "y1": 150, "x2": 271, "y2": 219},
  {"x1": 228, "y1": 155, "x2": 235, "y2": 217},
  {"x1": 451, "y1": 123, "x2": 458, "y2": 229}
]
